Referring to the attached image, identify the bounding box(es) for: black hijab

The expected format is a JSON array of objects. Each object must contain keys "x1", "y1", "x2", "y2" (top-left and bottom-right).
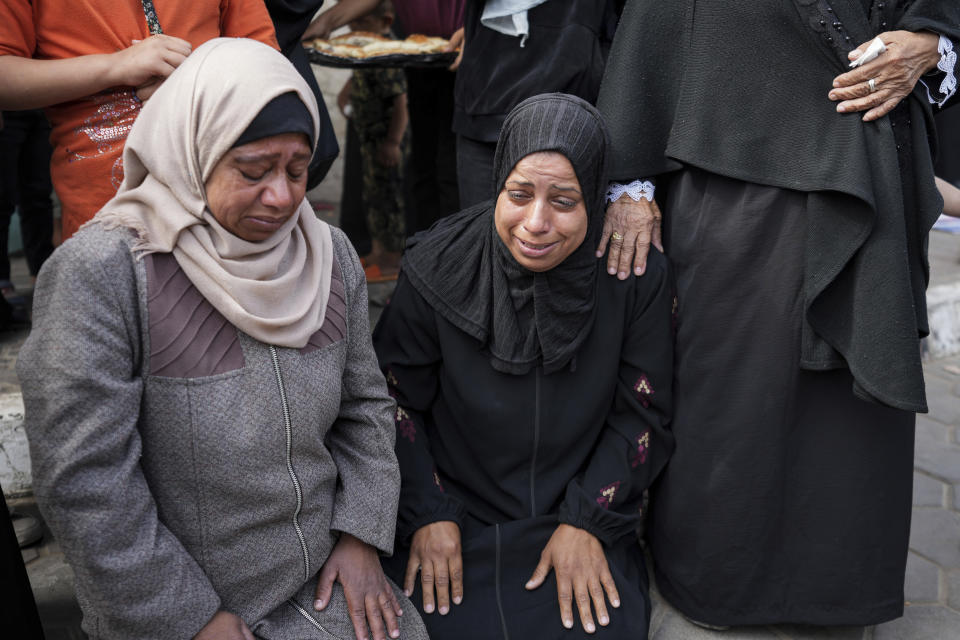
[
  {"x1": 232, "y1": 91, "x2": 314, "y2": 148},
  {"x1": 402, "y1": 93, "x2": 609, "y2": 374}
]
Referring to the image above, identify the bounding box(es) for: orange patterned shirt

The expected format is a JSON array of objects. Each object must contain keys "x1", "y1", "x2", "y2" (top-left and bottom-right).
[{"x1": 0, "y1": 0, "x2": 278, "y2": 239}]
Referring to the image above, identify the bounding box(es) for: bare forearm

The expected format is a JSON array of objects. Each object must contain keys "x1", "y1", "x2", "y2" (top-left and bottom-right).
[
  {"x1": 387, "y1": 93, "x2": 408, "y2": 144},
  {"x1": 330, "y1": 0, "x2": 381, "y2": 23},
  {"x1": 0, "y1": 54, "x2": 119, "y2": 110},
  {"x1": 0, "y1": 36, "x2": 192, "y2": 110},
  {"x1": 937, "y1": 176, "x2": 960, "y2": 217},
  {"x1": 304, "y1": 0, "x2": 381, "y2": 40}
]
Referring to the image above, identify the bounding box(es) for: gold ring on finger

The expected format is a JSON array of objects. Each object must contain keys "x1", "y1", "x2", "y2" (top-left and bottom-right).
[
  {"x1": 868, "y1": 78, "x2": 877, "y2": 93},
  {"x1": 611, "y1": 231, "x2": 624, "y2": 242}
]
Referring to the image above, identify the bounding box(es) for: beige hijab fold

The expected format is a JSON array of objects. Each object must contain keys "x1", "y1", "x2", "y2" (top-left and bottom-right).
[{"x1": 93, "y1": 38, "x2": 333, "y2": 349}]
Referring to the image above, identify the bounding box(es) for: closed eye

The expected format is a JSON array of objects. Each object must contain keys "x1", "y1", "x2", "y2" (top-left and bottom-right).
[{"x1": 240, "y1": 170, "x2": 266, "y2": 182}]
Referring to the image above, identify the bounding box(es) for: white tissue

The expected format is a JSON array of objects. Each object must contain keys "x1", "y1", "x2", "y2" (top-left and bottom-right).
[{"x1": 849, "y1": 37, "x2": 887, "y2": 68}]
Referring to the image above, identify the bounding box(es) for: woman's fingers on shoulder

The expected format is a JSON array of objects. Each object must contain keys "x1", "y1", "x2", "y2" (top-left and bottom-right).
[
  {"x1": 605, "y1": 227, "x2": 624, "y2": 277},
  {"x1": 602, "y1": 197, "x2": 663, "y2": 277},
  {"x1": 627, "y1": 232, "x2": 647, "y2": 279},
  {"x1": 651, "y1": 200, "x2": 664, "y2": 252},
  {"x1": 595, "y1": 216, "x2": 613, "y2": 257}
]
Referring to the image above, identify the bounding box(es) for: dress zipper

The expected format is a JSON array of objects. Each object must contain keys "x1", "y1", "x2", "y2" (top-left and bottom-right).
[
  {"x1": 530, "y1": 368, "x2": 541, "y2": 517},
  {"x1": 494, "y1": 524, "x2": 510, "y2": 640},
  {"x1": 287, "y1": 597, "x2": 341, "y2": 639}
]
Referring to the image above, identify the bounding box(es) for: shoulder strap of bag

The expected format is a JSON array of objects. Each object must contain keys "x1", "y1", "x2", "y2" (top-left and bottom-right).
[{"x1": 140, "y1": 0, "x2": 164, "y2": 35}]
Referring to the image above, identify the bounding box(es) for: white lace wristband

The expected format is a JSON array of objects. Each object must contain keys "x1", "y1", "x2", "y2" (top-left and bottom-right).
[
  {"x1": 606, "y1": 180, "x2": 655, "y2": 203},
  {"x1": 922, "y1": 35, "x2": 957, "y2": 108}
]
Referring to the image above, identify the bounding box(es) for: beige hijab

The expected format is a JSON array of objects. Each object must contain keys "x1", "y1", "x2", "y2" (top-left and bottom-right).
[{"x1": 93, "y1": 38, "x2": 333, "y2": 349}]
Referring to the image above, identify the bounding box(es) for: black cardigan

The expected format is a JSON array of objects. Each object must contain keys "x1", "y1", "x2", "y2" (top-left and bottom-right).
[
  {"x1": 598, "y1": 0, "x2": 960, "y2": 412},
  {"x1": 452, "y1": 0, "x2": 620, "y2": 142}
]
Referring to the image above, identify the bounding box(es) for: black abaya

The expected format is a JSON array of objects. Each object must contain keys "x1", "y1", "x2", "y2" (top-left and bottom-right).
[{"x1": 652, "y1": 168, "x2": 916, "y2": 625}]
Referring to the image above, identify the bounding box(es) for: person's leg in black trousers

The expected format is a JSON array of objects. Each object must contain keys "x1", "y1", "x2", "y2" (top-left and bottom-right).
[
  {"x1": 405, "y1": 68, "x2": 460, "y2": 232},
  {"x1": 0, "y1": 487, "x2": 45, "y2": 638},
  {"x1": 935, "y1": 108, "x2": 960, "y2": 186},
  {"x1": 0, "y1": 110, "x2": 54, "y2": 288},
  {"x1": 456, "y1": 135, "x2": 497, "y2": 209},
  {"x1": 339, "y1": 119, "x2": 371, "y2": 256},
  {"x1": 0, "y1": 111, "x2": 25, "y2": 290},
  {"x1": 18, "y1": 111, "x2": 54, "y2": 278}
]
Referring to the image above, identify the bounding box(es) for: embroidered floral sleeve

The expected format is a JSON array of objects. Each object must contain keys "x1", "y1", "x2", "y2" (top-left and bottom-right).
[
  {"x1": 373, "y1": 279, "x2": 466, "y2": 542},
  {"x1": 557, "y1": 258, "x2": 677, "y2": 547},
  {"x1": 920, "y1": 35, "x2": 957, "y2": 108}
]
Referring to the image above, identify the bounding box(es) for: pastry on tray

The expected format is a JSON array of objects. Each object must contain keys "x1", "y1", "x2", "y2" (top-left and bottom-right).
[{"x1": 307, "y1": 32, "x2": 455, "y2": 60}]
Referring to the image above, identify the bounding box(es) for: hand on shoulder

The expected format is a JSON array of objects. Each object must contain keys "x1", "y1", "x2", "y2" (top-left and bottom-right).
[{"x1": 596, "y1": 195, "x2": 664, "y2": 280}]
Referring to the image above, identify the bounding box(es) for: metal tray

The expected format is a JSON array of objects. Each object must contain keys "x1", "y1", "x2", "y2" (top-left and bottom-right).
[{"x1": 306, "y1": 49, "x2": 457, "y2": 69}]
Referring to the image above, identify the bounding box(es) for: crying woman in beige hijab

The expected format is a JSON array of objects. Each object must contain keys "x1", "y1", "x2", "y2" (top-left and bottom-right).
[{"x1": 19, "y1": 38, "x2": 427, "y2": 640}]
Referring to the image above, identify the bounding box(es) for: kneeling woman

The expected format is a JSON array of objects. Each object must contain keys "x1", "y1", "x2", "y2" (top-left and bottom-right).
[
  {"x1": 374, "y1": 94, "x2": 675, "y2": 639},
  {"x1": 19, "y1": 39, "x2": 426, "y2": 640}
]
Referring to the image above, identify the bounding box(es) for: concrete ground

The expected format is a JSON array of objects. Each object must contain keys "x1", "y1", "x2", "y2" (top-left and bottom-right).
[{"x1": 1, "y1": 230, "x2": 958, "y2": 639}]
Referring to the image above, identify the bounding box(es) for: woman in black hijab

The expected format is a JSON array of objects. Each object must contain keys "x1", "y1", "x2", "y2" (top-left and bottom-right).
[{"x1": 373, "y1": 93, "x2": 675, "y2": 639}]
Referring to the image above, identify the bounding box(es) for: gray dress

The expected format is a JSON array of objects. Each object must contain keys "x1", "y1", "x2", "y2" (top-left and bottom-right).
[{"x1": 18, "y1": 223, "x2": 428, "y2": 640}]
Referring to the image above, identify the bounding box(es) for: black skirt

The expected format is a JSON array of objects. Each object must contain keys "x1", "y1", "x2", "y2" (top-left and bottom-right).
[{"x1": 650, "y1": 167, "x2": 915, "y2": 626}]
